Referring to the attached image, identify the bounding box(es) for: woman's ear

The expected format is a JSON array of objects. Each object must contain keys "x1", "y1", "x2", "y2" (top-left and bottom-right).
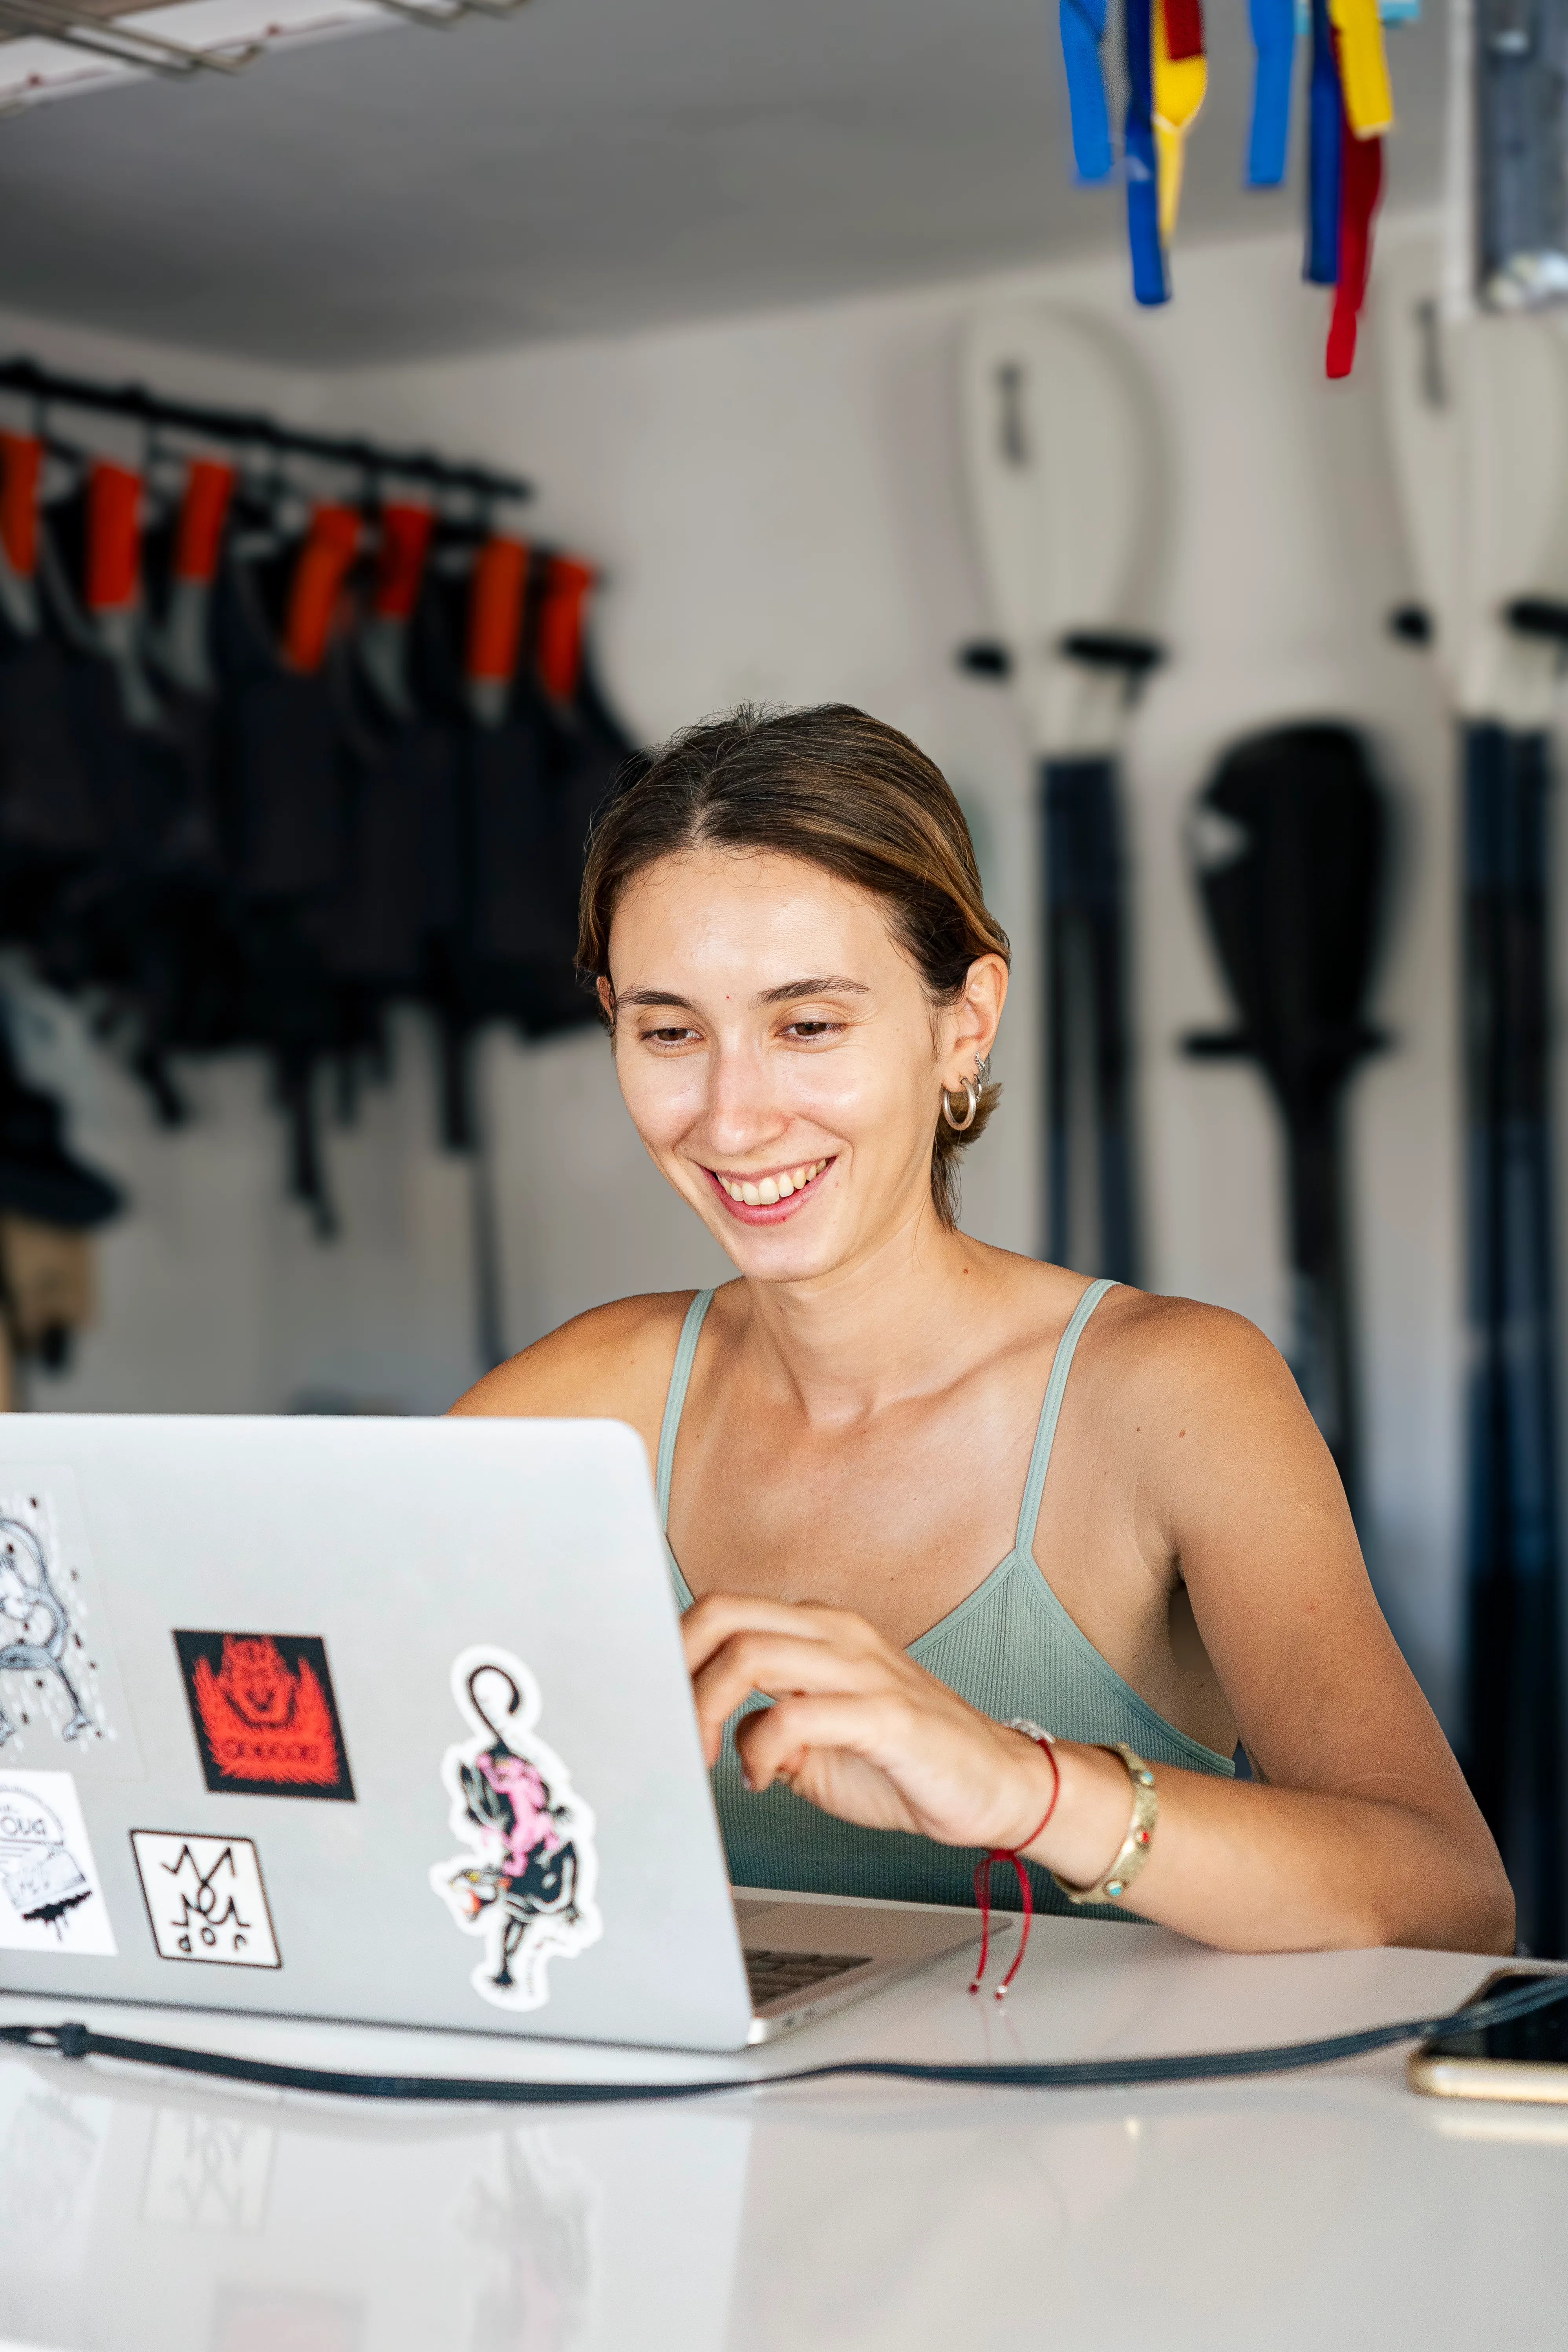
[{"x1": 942, "y1": 955, "x2": 1008, "y2": 1082}]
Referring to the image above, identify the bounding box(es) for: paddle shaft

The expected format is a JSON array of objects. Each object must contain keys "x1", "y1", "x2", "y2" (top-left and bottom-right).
[
  {"x1": 1279, "y1": 1087, "x2": 1359, "y2": 1512},
  {"x1": 1042, "y1": 754, "x2": 1140, "y2": 1284},
  {"x1": 1460, "y1": 718, "x2": 1563, "y2": 1957}
]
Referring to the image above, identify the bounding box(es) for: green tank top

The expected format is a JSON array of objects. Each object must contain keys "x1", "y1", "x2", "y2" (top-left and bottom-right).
[{"x1": 662, "y1": 1274, "x2": 1235, "y2": 1913}]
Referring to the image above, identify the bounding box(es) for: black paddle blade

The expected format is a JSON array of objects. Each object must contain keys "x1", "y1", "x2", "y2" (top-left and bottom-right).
[
  {"x1": 1186, "y1": 723, "x2": 1389, "y2": 1510},
  {"x1": 1188, "y1": 722, "x2": 1386, "y2": 1105}
]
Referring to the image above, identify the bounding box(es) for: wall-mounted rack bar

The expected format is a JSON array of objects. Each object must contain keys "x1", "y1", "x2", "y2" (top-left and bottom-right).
[{"x1": 0, "y1": 355, "x2": 531, "y2": 503}]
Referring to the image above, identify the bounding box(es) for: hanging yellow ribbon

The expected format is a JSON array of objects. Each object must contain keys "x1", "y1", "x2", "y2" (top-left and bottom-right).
[
  {"x1": 1152, "y1": 0, "x2": 1207, "y2": 247},
  {"x1": 1327, "y1": 0, "x2": 1394, "y2": 137}
]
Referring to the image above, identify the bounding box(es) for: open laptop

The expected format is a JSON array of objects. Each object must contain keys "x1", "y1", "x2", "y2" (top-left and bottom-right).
[{"x1": 0, "y1": 1415, "x2": 993, "y2": 2051}]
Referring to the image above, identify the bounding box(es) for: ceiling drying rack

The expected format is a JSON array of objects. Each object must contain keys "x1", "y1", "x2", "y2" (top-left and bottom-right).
[
  {"x1": 0, "y1": 354, "x2": 531, "y2": 504},
  {"x1": 0, "y1": 0, "x2": 533, "y2": 104},
  {"x1": 0, "y1": 0, "x2": 257, "y2": 76}
]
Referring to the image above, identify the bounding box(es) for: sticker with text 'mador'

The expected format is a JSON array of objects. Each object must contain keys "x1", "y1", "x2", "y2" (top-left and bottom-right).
[{"x1": 174, "y1": 1633, "x2": 355, "y2": 1802}]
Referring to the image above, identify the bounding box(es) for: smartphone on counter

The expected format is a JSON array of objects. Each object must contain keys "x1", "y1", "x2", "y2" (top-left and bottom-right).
[{"x1": 1410, "y1": 1969, "x2": 1568, "y2": 2103}]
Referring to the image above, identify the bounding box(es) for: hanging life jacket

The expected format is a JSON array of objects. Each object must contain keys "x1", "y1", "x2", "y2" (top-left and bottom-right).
[{"x1": 0, "y1": 435, "x2": 102, "y2": 944}]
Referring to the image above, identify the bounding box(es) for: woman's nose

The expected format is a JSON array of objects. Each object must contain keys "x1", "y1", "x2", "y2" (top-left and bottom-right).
[{"x1": 700, "y1": 1041, "x2": 787, "y2": 1153}]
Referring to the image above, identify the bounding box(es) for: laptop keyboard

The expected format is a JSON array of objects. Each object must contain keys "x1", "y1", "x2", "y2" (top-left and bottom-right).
[{"x1": 744, "y1": 1947, "x2": 871, "y2": 2010}]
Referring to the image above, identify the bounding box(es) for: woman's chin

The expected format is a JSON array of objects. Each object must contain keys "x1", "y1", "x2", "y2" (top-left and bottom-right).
[
  {"x1": 693, "y1": 1186, "x2": 851, "y2": 1280},
  {"x1": 713, "y1": 1218, "x2": 846, "y2": 1281}
]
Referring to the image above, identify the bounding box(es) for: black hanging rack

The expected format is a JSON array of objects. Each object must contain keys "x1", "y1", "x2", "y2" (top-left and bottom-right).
[{"x1": 0, "y1": 355, "x2": 531, "y2": 503}]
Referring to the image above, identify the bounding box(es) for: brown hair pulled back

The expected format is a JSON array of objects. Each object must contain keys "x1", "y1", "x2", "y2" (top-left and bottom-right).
[{"x1": 578, "y1": 703, "x2": 1010, "y2": 1227}]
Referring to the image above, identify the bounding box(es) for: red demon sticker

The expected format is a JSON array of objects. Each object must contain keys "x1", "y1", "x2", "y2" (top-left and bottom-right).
[{"x1": 174, "y1": 1633, "x2": 355, "y2": 1802}]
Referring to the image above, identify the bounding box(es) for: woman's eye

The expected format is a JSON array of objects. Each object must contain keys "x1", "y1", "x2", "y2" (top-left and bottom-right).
[
  {"x1": 641, "y1": 1027, "x2": 699, "y2": 1046},
  {"x1": 784, "y1": 1021, "x2": 837, "y2": 1040}
]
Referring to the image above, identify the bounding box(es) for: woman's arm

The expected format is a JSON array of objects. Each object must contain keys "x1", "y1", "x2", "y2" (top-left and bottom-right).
[{"x1": 683, "y1": 1308, "x2": 1513, "y2": 1956}]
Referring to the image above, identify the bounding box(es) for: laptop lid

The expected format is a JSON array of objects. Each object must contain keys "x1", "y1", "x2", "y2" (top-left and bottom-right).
[{"x1": 0, "y1": 1416, "x2": 756, "y2": 2053}]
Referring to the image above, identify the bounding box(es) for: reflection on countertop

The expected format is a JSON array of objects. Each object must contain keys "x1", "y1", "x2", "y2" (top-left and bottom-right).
[{"x1": 0, "y1": 1927, "x2": 1561, "y2": 2352}]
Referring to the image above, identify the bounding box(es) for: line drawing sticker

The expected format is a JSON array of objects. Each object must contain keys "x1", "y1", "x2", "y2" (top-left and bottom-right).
[
  {"x1": 0, "y1": 1475, "x2": 141, "y2": 1777},
  {"x1": 130, "y1": 1831, "x2": 281, "y2": 1968},
  {"x1": 431, "y1": 1646, "x2": 601, "y2": 2013},
  {"x1": 173, "y1": 1633, "x2": 355, "y2": 1802},
  {"x1": 0, "y1": 1770, "x2": 116, "y2": 1955}
]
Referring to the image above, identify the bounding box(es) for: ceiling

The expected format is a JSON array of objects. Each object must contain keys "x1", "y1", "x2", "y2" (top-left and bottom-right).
[{"x1": 0, "y1": 0, "x2": 1449, "y2": 367}]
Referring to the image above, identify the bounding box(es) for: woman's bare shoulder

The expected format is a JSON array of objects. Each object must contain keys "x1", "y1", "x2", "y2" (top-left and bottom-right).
[
  {"x1": 448, "y1": 1290, "x2": 704, "y2": 1423},
  {"x1": 1078, "y1": 1281, "x2": 1339, "y2": 1531},
  {"x1": 983, "y1": 1250, "x2": 1286, "y2": 1398},
  {"x1": 1067, "y1": 1280, "x2": 1302, "y2": 1435}
]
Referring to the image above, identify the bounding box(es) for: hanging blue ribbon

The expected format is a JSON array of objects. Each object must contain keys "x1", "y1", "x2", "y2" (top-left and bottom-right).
[
  {"x1": 1305, "y1": 0, "x2": 1342, "y2": 284},
  {"x1": 1247, "y1": 0, "x2": 1295, "y2": 187},
  {"x1": 1124, "y1": 0, "x2": 1169, "y2": 306},
  {"x1": 1059, "y1": 0, "x2": 1114, "y2": 181}
]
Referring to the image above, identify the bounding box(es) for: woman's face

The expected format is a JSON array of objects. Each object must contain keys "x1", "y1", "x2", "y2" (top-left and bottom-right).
[{"x1": 604, "y1": 846, "x2": 1006, "y2": 1283}]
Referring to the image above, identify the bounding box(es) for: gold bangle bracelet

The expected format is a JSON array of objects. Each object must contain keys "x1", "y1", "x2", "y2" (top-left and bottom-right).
[{"x1": 1052, "y1": 1742, "x2": 1158, "y2": 1906}]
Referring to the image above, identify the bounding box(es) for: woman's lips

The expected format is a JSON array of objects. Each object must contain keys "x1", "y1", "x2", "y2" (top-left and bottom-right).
[{"x1": 703, "y1": 1157, "x2": 834, "y2": 1224}]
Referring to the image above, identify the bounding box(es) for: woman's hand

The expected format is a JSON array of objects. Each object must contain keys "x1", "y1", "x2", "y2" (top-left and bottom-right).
[
  {"x1": 681, "y1": 1591, "x2": 1130, "y2": 1877},
  {"x1": 682, "y1": 1589, "x2": 1517, "y2": 1954}
]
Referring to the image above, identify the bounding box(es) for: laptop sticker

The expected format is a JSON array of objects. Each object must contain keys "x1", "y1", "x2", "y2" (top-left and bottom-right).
[
  {"x1": 173, "y1": 1633, "x2": 355, "y2": 1802},
  {"x1": 130, "y1": 1831, "x2": 281, "y2": 1968},
  {"x1": 0, "y1": 1769, "x2": 117, "y2": 1955},
  {"x1": 0, "y1": 1473, "x2": 143, "y2": 1778},
  {"x1": 431, "y1": 1645, "x2": 602, "y2": 2012}
]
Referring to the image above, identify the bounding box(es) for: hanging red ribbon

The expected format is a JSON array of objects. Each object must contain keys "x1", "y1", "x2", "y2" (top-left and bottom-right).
[
  {"x1": 1163, "y1": 0, "x2": 1204, "y2": 59},
  {"x1": 1326, "y1": 106, "x2": 1382, "y2": 379}
]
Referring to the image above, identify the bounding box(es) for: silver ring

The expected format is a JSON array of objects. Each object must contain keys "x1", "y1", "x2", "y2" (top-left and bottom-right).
[{"x1": 942, "y1": 1076, "x2": 980, "y2": 1133}]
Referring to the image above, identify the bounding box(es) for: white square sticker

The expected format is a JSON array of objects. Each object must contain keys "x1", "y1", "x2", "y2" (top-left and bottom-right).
[
  {"x1": 130, "y1": 1833, "x2": 280, "y2": 1968},
  {"x1": 0, "y1": 1769, "x2": 116, "y2": 1955}
]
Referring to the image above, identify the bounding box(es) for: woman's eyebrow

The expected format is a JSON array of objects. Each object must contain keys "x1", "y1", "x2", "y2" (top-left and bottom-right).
[
  {"x1": 616, "y1": 976, "x2": 871, "y2": 1012},
  {"x1": 757, "y1": 976, "x2": 871, "y2": 1005}
]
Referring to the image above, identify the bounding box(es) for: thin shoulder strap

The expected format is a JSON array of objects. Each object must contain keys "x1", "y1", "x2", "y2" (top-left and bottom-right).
[
  {"x1": 656, "y1": 1290, "x2": 715, "y2": 1529},
  {"x1": 1013, "y1": 1276, "x2": 1119, "y2": 1554}
]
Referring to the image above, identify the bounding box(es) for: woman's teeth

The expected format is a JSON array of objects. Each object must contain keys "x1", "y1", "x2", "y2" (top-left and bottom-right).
[{"x1": 719, "y1": 1160, "x2": 827, "y2": 1207}]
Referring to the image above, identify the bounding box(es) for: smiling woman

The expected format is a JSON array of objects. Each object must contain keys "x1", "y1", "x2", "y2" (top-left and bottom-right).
[
  {"x1": 576, "y1": 702, "x2": 1011, "y2": 1234},
  {"x1": 453, "y1": 704, "x2": 1513, "y2": 1958}
]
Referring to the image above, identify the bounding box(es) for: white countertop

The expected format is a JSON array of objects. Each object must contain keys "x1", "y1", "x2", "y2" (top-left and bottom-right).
[{"x1": 0, "y1": 1912, "x2": 1558, "y2": 2352}]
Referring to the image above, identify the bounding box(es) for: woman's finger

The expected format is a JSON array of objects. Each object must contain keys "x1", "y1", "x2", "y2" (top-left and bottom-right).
[
  {"x1": 689, "y1": 1631, "x2": 894, "y2": 1760},
  {"x1": 735, "y1": 1685, "x2": 1048, "y2": 1850},
  {"x1": 680, "y1": 1591, "x2": 889, "y2": 1677},
  {"x1": 737, "y1": 1688, "x2": 922, "y2": 1792}
]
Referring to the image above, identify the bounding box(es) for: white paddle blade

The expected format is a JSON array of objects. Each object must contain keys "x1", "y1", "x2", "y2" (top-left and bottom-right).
[
  {"x1": 959, "y1": 303, "x2": 1164, "y2": 756},
  {"x1": 1379, "y1": 236, "x2": 1568, "y2": 724}
]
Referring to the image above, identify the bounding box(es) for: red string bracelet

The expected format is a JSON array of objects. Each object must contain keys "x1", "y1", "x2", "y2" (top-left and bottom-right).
[{"x1": 969, "y1": 1730, "x2": 1060, "y2": 1999}]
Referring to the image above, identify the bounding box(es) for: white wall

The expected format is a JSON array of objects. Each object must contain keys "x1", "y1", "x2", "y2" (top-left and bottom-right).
[
  {"x1": 314, "y1": 225, "x2": 1462, "y2": 1714},
  {"x1": 3, "y1": 237, "x2": 1469, "y2": 1718}
]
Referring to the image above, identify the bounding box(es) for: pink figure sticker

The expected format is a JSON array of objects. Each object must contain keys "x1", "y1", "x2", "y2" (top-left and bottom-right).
[{"x1": 430, "y1": 1646, "x2": 601, "y2": 2013}]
